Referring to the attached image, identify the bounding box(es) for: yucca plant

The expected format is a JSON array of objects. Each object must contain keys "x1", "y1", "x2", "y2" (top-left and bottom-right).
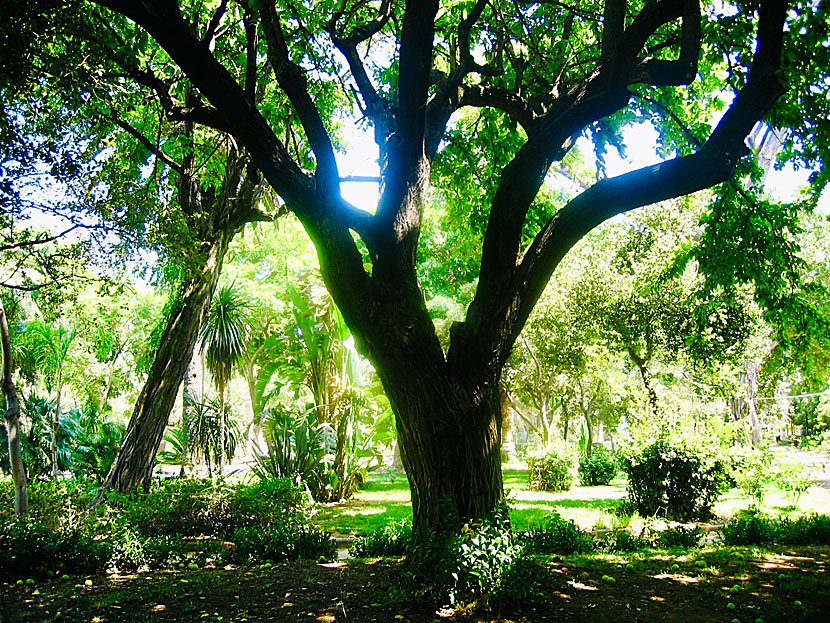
[{"x1": 200, "y1": 283, "x2": 250, "y2": 475}]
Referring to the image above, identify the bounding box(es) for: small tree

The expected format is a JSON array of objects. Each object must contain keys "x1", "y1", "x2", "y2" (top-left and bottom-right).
[
  {"x1": 200, "y1": 283, "x2": 250, "y2": 476},
  {"x1": 27, "y1": 319, "x2": 75, "y2": 481},
  {"x1": 0, "y1": 297, "x2": 27, "y2": 516}
]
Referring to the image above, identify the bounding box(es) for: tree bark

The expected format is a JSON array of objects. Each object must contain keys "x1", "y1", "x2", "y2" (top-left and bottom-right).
[
  {"x1": 1, "y1": 300, "x2": 28, "y2": 517},
  {"x1": 743, "y1": 360, "x2": 761, "y2": 445},
  {"x1": 377, "y1": 350, "x2": 504, "y2": 539},
  {"x1": 98, "y1": 228, "x2": 234, "y2": 494},
  {"x1": 628, "y1": 347, "x2": 660, "y2": 418},
  {"x1": 51, "y1": 374, "x2": 63, "y2": 481}
]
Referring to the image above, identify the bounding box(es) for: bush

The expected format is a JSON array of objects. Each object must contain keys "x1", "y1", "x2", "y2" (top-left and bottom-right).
[
  {"x1": 722, "y1": 513, "x2": 830, "y2": 546},
  {"x1": 142, "y1": 534, "x2": 189, "y2": 568},
  {"x1": 657, "y1": 525, "x2": 702, "y2": 548},
  {"x1": 578, "y1": 447, "x2": 618, "y2": 486},
  {"x1": 349, "y1": 522, "x2": 412, "y2": 558},
  {"x1": 225, "y1": 523, "x2": 335, "y2": 564},
  {"x1": 110, "y1": 477, "x2": 308, "y2": 538},
  {"x1": 527, "y1": 446, "x2": 575, "y2": 492},
  {"x1": 776, "y1": 514, "x2": 830, "y2": 544},
  {"x1": 0, "y1": 520, "x2": 110, "y2": 577},
  {"x1": 523, "y1": 511, "x2": 594, "y2": 555},
  {"x1": 622, "y1": 437, "x2": 729, "y2": 521},
  {"x1": 733, "y1": 448, "x2": 774, "y2": 509},
  {"x1": 721, "y1": 513, "x2": 780, "y2": 546},
  {"x1": 595, "y1": 529, "x2": 652, "y2": 552},
  {"x1": 774, "y1": 457, "x2": 814, "y2": 509},
  {"x1": 410, "y1": 506, "x2": 529, "y2": 604}
]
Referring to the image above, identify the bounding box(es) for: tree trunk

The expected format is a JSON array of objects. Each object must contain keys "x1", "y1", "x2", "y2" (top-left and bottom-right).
[
  {"x1": 380, "y1": 365, "x2": 504, "y2": 540},
  {"x1": 628, "y1": 348, "x2": 659, "y2": 418},
  {"x1": 584, "y1": 414, "x2": 594, "y2": 456},
  {"x1": 217, "y1": 382, "x2": 225, "y2": 477},
  {"x1": 1, "y1": 301, "x2": 28, "y2": 517},
  {"x1": 744, "y1": 360, "x2": 761, "y2": 445},
  {"x1": 98, "y1": 230, "x2": 232, "y2": 495},
  {"x1": 51, "y1": 375, "x2": 62, "y2": 481}
]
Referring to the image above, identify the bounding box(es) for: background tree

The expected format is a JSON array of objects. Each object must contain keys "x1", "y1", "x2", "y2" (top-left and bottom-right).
[
  {"x1": 0, "y1": 296, "x2": 27, "y2": 516},
  {"x1": 27, "y1": 318, "x2": 75, "y2": 480}
]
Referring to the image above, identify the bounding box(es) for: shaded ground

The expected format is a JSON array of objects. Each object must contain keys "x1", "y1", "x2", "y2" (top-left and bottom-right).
[{"x1": 3, "y1": 546, "x2": 828, "y2": 623}]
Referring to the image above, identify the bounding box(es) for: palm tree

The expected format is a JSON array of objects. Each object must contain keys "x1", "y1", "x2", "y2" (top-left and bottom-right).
[
  {"x1": 199, "y1": 283, "x2": 249, "y2": 476},
  {"x1": 28, "y1": 319, "x2": 75, "y2": 481}
]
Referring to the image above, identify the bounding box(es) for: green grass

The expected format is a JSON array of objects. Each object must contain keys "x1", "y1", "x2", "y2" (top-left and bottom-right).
[
  {"x1": 715, "y1": 482, "x2": 830, "y2": 517},
  {"x1": 312, "y1": 474, "x2": 412, "y2": 535},
  {"x1": 311, "y1": 469, "x2": 830, "y2": 536}
]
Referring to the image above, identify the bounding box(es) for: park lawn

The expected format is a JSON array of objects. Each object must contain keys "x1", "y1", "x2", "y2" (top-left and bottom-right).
[{"x1": 313, "y1": 469, "x2": 830, "y2": 536}]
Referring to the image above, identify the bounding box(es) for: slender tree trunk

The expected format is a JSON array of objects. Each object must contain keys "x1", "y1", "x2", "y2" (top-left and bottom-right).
[
  {"x1": 218, "y1": 384, "x2": 225, "y2": 477},
  {"x1": 744, "y1": 360, "x2": 761, "y2": 445},
  {"x1": 1, "y1": 301, "x2": 28, "y2": 517},
  {"x1": 584, "y1": 414, "x2": 594, "y2": 456},
  {"x1": 51, "y1": 375, "x2": 62, "y2": 481},
  {"x1": 98, "y1": 230, "x2": 233, "y2": 495},
  {"x1": 628, "y1": 348, "x2": 659, "y2": 417}
]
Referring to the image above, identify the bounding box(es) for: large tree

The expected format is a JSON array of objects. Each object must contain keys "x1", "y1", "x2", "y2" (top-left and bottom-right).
[{"x1": 26, "y1": 0, "x2": 830, "y2": 537}]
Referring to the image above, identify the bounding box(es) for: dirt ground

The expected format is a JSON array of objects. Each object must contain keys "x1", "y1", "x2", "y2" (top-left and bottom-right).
[{"x1": 2, "y1": 546, "x2": 828, "y2": 623}]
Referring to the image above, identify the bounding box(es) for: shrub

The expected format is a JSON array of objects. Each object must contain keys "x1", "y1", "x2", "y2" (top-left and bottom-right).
[
  {"x1": 523, "y1": 511, "x2": 594, "y2": 555},
  {"x1": 527, "y1": 446, "x2": 575, "y2": 492},
  {"x1": 595, "y1": 529, "x2": 652, "y2": 552},
  {"x1": 657, "y1": 525, "x2": 702, "y2": 548},
  {"x1": 349, "y1": 522, "x2": 412, "y2": 558},
  {"x1": 0, "y1": 520, "x2": 110, "y2": 577},
  {"x1": 774, "y1": 457, "x2": 814, "y2": 509},
  {"x1": 622, "y1": 437, "x2": 729, "y2": 521},
  {"x1": 578, "y1": 447, "x2": 619, "y2": 486},
  {"x1": 410, "y1": 506, "x2": 525, "y2": 604},
  {"x1": 722, "y1": 513, "x2": 830, "y2": 546},
  {"x1": 225, "y1": 523, "x2": 335, "y2": 565},
  {"x1": 110, "y1": 477, "x2": 308, "y2": 538},
  {"x1": 107, "y1": 525, "x2": 147, "y2": 572},
  {"x1": 142, "y1": 534, "x2": 190, "y2": 568},
  {"x1": 776, "y1": 514, "x2": 830, "y2": 545},
  {"x1": 733, "y1": 448, "x2": 774, "y2": 509},
  {"x1": 720, "y1": 512, "x2": 777, "y2": 545}
]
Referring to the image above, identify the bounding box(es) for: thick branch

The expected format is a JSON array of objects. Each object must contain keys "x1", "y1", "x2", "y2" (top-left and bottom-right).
[
  {"x1": 453, "y1": 0, "x2": 785, "y2": 372},
  {"x1": 374, "y1": 0, "x2": 439, "y2": 262},
  {"x1": 601, "y1": 0, "x2": 625, "y2": 62},
  {"x1": 93, "y1": 0, "x2": 314, "y2": 213}
]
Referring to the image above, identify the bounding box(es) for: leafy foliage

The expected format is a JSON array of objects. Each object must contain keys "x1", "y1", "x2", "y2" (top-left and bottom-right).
[
  {"x1": 523, "y1": 511, "x2": 594, "y2": 555},
  {"x1": 226, "y1": 523, "x2": 335, "y2": 565},
  {"x1": 349, "y1": 521, "x2": 412, "y2": 558},
  {"x1": 720, "y1": 512, "x2": 830, "y2": 547},
  {"x1": 578, "y1": 446, "x2": 619, "y2": 486},
  {"x1": 527, "y1": 445, "x2": 575, "y2": 492},
  {"x1": 409, "y1": 505, "x2": 545, "y2": 606},
  {"x1": 622, "y1": 435, "x2": 730, "y2": 521}
]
